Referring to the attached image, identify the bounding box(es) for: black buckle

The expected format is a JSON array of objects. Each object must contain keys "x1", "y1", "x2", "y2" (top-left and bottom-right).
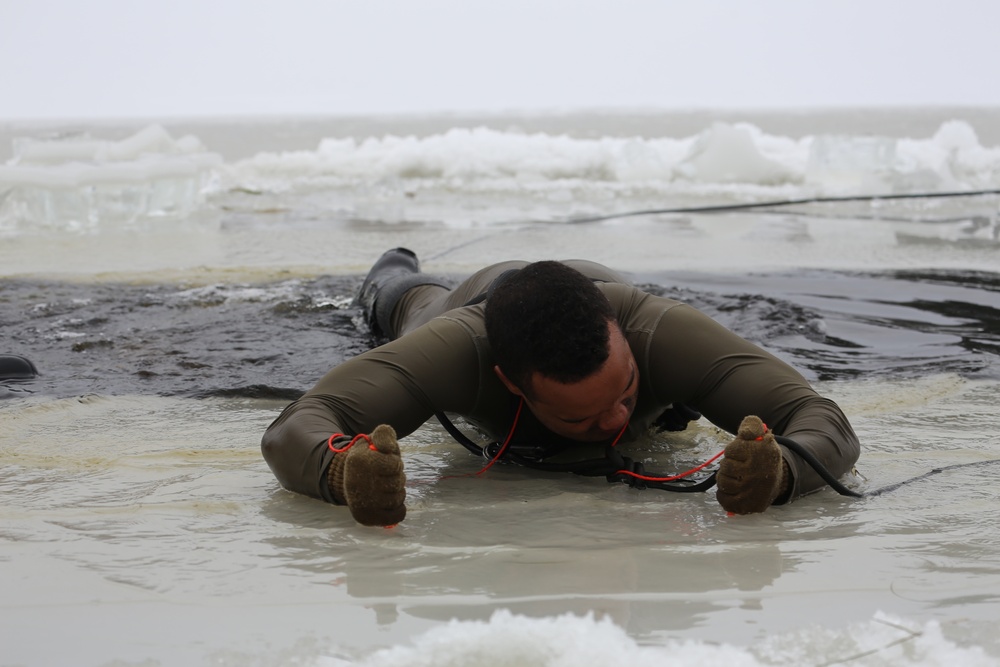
[{"x1": 483, "y1": 442, "x2": 504, "y2": 459}]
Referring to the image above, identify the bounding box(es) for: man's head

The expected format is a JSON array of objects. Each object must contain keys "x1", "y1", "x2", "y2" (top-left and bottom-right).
[{"x1": 484, "y1": 261, "x2": 639, "y2": 442}]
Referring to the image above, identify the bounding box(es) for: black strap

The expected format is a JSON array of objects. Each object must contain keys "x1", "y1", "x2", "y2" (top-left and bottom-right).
[{"x1": 435, "y1": 411, "x2": 719, "y2": 492}]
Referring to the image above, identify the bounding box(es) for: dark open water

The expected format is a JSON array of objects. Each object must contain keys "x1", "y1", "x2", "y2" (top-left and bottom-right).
[{"x1": 4, "y1": 267, "x2": 998, "y2": 401}]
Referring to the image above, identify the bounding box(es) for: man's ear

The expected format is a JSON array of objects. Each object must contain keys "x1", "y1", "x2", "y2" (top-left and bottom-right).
[{"x1": 493, "y1": 365, "x2": 525, "y2": 397}]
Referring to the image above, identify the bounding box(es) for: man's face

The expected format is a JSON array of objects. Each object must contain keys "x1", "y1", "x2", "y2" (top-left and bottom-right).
[{"x1": 495, "y1": 322, "x2": 640, "y2": 443}]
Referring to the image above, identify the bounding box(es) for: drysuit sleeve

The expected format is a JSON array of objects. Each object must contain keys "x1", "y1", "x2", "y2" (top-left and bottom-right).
[
  {"x1": 260, "y1": 317, "x2": 483, "y2": 502},
  {"x1": 646, "y1": 303, "x2": 861, "y2": 502}
]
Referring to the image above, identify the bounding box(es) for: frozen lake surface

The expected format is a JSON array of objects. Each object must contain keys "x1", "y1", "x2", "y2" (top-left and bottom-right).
[{"x1": 2, "y1": 109, "x2": 999, "y2": 666}]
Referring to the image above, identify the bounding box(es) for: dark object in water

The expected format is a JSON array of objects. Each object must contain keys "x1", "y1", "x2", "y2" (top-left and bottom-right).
[{"x1": 0, "y1": 354, "x2": 38, "y2": 380}]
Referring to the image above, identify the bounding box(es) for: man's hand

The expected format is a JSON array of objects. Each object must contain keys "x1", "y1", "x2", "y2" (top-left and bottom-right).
[
  {"x1": 328, "y1": 424, "x2": 407, "y2": 526},
  {"x1": 716, "y1": 415, "x2": 790, "y2": 515}
]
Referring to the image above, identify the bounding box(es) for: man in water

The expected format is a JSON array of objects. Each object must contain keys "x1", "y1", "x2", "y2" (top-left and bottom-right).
[{"x1": 261, "y1": 249, "x2": 860, "y2": 526}]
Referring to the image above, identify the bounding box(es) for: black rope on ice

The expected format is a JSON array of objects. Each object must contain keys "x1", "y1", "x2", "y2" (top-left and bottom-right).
[
  {"x1": 775, "y1": 435, "x2": 1000, "y2": 499},
  {"x1": 564, "y1": 188, "x2": 1000, "y2": 225},
  {"x1": 425, "y1": 188, "x2": 1000, "y2": 260}
]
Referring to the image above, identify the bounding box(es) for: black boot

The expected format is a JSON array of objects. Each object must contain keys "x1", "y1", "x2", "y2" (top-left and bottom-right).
[{"x1": 354, "y1": 248, "x2": 423, "y2": 340}]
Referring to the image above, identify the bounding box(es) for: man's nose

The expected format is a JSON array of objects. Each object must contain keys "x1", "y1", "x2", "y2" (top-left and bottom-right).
[{"x1": 597, "y1": 401, "x2": 629, "y2": 432}]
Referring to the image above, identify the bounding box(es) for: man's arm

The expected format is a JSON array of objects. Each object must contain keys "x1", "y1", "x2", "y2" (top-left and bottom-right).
[
  {"x1": 647, "y1": 302, "x2": 861, "y2": 502},
  {"x1": 260, "y1": 317, "x2": 483, "y2": 501}
]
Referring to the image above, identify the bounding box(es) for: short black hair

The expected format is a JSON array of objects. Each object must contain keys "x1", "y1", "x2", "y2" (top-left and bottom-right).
[{"x1": 484, "y1": 261, "x2": 616, "y2": 394}]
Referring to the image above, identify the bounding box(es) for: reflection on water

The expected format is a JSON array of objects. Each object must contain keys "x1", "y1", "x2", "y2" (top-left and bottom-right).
[{"x1": 2, "y1": 376, "x2": 999, "y2": 662}]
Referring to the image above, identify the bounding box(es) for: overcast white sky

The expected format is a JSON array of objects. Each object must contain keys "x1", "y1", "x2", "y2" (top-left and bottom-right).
[{"x1": 2, "y1": 0, "x2": 998, "y2": 120}]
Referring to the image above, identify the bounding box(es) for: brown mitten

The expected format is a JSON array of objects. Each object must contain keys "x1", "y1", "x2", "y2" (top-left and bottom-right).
[
  {"x1": 327, "y1": 424, "x2": 407, "y2": 526},
  {"x1": 716, "y1": 415, "x2": 789, "y2": 515}
]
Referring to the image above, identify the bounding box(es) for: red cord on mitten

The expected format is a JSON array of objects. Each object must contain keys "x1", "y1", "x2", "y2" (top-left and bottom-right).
[
  {"x1": 327, "y1": 424, "x2": 406, "y2": 526},
  {"x1": 716, "y1": 416, "x2": 789, "y2": 515}
]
